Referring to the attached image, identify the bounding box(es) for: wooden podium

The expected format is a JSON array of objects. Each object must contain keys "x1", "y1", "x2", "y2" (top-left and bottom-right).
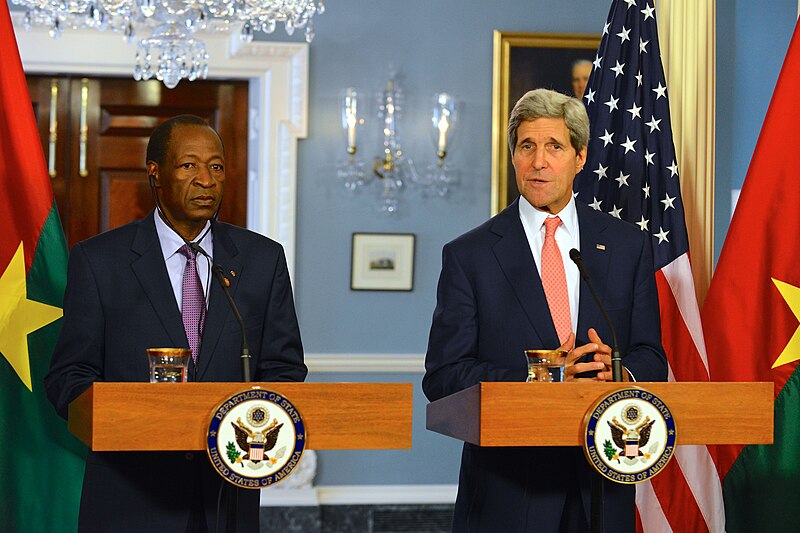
[
  {"x1": 69, "y1": 382, "x2": 413, "y2": 451},
  {"x1": 426, "y1": 382, "x2": 774, "y2": 446}
]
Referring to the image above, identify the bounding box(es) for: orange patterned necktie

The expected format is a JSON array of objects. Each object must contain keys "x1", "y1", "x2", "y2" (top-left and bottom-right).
[{"x1": 541, "y1": 216, "x2": 571, "y2": 344}]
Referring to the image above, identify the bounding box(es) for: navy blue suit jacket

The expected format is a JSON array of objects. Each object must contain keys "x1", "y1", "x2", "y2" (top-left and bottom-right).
[
  {"x1": 45, "y1": 212, "x2": 307, "y2": 532},
  {"x1": 423, "y1": 199, "x2": 667, "y2": 532}
]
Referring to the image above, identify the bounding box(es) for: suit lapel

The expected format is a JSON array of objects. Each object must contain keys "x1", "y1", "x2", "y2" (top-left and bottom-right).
[
  {"x1": 130, "y1": 213, "x2": 187, "y2": 348},
  {"x1": 491, "y1": 200, "x2": 560, "y2": 347},
  {"x1": 576, "y1": 202, "x2": 612, "y2": 342},
  {"x1": 196, "y1": 222, "x2": 242, "y2": 380}
]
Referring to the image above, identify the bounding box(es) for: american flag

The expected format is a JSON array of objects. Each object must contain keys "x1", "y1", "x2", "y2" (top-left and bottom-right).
[{"x1": 573, "y1": 1, "x2": 724, "y2": 531}]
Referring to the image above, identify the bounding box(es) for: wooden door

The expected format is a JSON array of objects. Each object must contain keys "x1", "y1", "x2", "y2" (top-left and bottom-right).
[{"x1": 27, "y1": 76, "x2": 248, "y2": 248}]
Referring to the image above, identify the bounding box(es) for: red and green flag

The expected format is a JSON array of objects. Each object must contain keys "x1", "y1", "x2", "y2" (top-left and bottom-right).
[
  {"x1": 702, "y1": 16, "x2": 800, "y2": 533},
  {"x1": 0, "y1": 4, "x2": 85, "y2": 532}
]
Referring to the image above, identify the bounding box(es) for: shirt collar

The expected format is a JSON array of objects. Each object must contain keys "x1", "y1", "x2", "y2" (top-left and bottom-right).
[
  {"x1": 519, "y1": 194, "x2": 579, "y2": 239},
  {"x1": 153, "y1": 210, "x2": 213, "y2": 259}
]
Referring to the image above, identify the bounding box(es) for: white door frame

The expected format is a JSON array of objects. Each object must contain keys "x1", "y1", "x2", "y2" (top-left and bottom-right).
[{"x1": 12, "y1": 15, "x2": 305, "y2": 278}]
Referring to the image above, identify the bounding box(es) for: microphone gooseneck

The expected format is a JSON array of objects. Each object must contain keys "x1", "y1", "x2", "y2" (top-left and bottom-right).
[
  {"x1": 212, "y1": 265, "x2": 251, "y2": 383},
  {"x1": 569, "y1": 249, "x2": 623, "y2": 382}
]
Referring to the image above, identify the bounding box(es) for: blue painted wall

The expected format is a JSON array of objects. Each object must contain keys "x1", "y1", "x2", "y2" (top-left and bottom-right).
[
  {"x1": 714, "y1": 0, "x2": 796, "y2": 261},
  {"x1": 290, "y1": 0, "x2": 610, "y2": 354}
]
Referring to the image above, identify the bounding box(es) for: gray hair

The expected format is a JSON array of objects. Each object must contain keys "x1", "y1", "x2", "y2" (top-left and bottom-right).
[
  {"x1": 571, "y1": 58, "x2": 593, "y2": 70},
  {"x1": 507, "y1": 88, "x2": 590, "y2": 155}
]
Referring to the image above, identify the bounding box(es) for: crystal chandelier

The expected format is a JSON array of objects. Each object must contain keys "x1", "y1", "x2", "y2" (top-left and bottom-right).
[{"x1": 13, "y1": 0, "x2": 326, "y2": 89}]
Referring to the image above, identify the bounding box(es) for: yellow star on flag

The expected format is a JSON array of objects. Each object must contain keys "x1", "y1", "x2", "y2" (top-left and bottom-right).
[
  {"x1": 771, "y1": 278, "x2": 800, "y2": 369},
  {"x1": 0, "y1": 241, "x2": 63, "y2": 391}
]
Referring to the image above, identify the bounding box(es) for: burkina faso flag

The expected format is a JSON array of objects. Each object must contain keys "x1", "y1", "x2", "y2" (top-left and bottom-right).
[
  {"x1": 0, "y1": 4, "x2": 86, "y2": 532},
  {"x1": 702, "y1": 15, "x2": 800, "y2": 533}
]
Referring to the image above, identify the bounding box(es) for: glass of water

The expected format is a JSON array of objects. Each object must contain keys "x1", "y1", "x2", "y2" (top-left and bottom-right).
[
  {"x1": 147, "y1": 348, "x2": 191, "y2": 383},
  {"x1": 524, "y1": 349, "x2": 567, "y2": 383}
]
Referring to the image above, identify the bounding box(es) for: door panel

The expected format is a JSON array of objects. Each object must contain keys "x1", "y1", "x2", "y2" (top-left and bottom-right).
[{"x1": 27, "y1": 75, "x2": 248, "y2": 248}]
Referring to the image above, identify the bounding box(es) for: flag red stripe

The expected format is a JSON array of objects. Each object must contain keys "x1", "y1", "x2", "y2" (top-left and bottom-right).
[
  {"x1": 638, "y1": 260, "x2": 724, "y2": 532},
  {"x1": 649, "y1": 460, "x2": 710, "y2": 533},
  {"x1": 656, "y1": 273, "x2": 710, "y2": 382},
  {"x1": 0, "y1": 6, "x2": 54, "y2": 272}
]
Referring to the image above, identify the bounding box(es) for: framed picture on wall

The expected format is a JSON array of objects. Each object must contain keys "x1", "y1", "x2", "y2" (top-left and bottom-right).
[
  {"x1": 350, "y1": 233, "x2": 415, "y2": 291},
  {"x1": 491, "y1": 31, "x2": 600, "y2": 215}
]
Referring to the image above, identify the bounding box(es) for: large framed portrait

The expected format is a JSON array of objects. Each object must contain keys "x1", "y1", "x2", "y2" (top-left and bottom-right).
[{"x1": 491, "y1": 31, "x2": 600, "y2": 215}]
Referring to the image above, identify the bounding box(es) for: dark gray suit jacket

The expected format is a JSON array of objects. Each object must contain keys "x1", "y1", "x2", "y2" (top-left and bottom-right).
[
  {"x1": 423, "y1": 198, "x2": 667, "y2": 532},
  {"x1": 45, "y1": 211, "x2": 307, "y2": 532}
]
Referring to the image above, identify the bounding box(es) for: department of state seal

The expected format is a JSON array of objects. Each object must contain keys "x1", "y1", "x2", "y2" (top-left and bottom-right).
[
  {"x1": 583, "y1": 387, "x2": 676, "y2": 484},
  {"x1": 206, "y1": 388, "x2": 306, "y2": 489}
]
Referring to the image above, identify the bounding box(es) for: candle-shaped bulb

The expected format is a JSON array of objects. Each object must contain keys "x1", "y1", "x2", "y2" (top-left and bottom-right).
[{"x1": 437, "y1": 114, "x2": 449, "y2": 153}]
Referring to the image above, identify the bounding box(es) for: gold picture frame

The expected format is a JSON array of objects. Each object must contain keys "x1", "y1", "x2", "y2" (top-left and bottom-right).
[{"x1": 491, "y1": 31, "x2": 600, "y2": 215}]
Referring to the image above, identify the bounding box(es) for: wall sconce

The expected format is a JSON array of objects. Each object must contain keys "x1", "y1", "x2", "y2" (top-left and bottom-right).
[
  {"x1": 339, "y1": 88, "x2": 368, "y2": 191},
  {"x1": 424, "y1": 92, "x2": 458, "y2": 197},
  {"x1": 337, "y1": 79, "x2": 459, "y2": 214}
]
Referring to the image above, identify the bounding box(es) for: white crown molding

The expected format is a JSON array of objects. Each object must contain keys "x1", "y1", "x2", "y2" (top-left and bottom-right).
[
  {"x1": 11, "y1": 14, "x2": 305, "y2": 278},
  {"x1": 260, "y1": 484, "x2": 458, "y2": 507},
  {"x1": 304, "y1": 353, "x2": 425, "y2": 373}
]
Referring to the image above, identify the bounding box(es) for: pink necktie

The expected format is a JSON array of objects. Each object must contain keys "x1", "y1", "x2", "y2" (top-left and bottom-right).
[
  {"x1": 178, "y1": 244, "x2": 206, "y2": 362},
  {"x1": 541, "y1": 217, "x2": 571, "y2": 344}
]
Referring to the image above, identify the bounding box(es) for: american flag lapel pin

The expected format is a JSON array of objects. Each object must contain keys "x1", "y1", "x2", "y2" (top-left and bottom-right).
[{"x1": 596, "y1": 244, "x2": 606, "y2": 251}]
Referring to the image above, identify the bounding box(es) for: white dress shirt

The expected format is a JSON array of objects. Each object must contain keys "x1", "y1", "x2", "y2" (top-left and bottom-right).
[
  {"x1": 154, "y1": 212, "x2": 213, "y2": 312},
  {"x1": 518, "y1": 195, "x2": 581, "y2": 336}
]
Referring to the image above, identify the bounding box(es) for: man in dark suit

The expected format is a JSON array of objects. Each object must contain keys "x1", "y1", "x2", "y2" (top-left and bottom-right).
[
  {"x1": 45, "y1": 115, "x2": 306, "y2": 532},
  {"x1": 423, "y1": 89, "x2": 667, "y2": 532}
]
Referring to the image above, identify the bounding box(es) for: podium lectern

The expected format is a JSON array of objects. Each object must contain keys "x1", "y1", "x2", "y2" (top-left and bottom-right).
[
  {"x1": 426, "y1": 381, "x2": 773, "y2": 446},
  {"x1": 69, "y1": 382, "x2": 413, "y2": 451}
]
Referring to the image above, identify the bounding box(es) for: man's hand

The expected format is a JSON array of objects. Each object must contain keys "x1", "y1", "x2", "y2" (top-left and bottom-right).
[{"x1": 564, "y1": 328, "x2": 628, "y2": 381}]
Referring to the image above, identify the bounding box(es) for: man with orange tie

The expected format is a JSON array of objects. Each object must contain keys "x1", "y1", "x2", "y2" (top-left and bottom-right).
[{"x1": 423, "y1": 89, "x2": 666, "y2": 532}]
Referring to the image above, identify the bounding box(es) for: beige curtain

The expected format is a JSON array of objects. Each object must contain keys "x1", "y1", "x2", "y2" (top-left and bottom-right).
[{"x1": 656, "y1": 0, "x2": 716, "y2": 305}]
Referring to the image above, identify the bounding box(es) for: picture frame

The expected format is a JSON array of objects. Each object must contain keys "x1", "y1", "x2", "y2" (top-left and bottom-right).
[
  {"x1": 491, "y1": 31, "x2": 600, "y2": 215},
  {"x1": 350, "y1": 233, "x2": 416, "y2": 291}
]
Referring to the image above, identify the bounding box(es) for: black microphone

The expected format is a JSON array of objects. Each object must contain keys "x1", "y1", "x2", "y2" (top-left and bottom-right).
[
  {"x1": 212, "y1": 265, "x2": 251, "y2": 383},
  {"x1": 569, "y1": 249, "x2": 623, "y2": 382}
]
